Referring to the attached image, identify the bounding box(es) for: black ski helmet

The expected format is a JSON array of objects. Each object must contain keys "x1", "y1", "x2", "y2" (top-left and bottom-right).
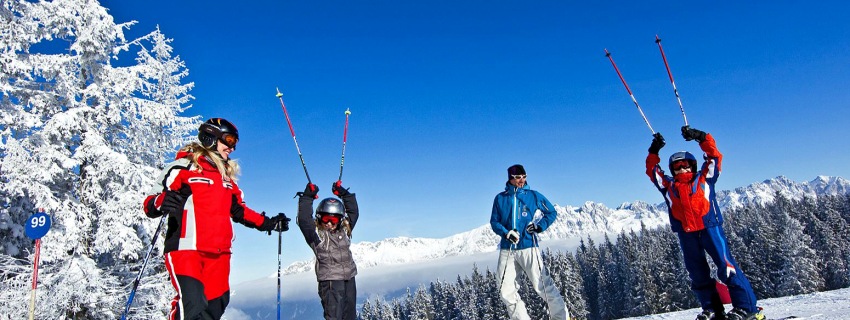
[
  {"x1": 316, "y1": 198, "x2": 345, "y2": 218},
  {"x1": 198, "y1": 118, "x2": 239, "y2": 149},
  {"x1": 668, "y1": 151, "x2": 697, "y2": 173}
]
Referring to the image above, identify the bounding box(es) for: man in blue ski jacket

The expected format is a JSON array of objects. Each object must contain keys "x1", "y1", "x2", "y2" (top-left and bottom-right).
[{"x1": 490, "y1": 164, "x2": 571, "y2": 320}]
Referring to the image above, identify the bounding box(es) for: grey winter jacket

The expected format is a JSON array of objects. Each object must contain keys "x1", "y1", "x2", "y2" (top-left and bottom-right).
[{"x1": 297, "y1": 193, "x2": 359, "y2": 281}]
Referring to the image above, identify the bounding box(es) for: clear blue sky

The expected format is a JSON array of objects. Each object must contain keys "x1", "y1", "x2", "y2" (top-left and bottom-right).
[{"x1": 102, "y1": 0, "x2": 850, "y2": 284}]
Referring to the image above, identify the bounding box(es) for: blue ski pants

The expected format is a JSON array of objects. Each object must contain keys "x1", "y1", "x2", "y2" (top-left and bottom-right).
[{"x1": 677, "y1": 225, "x2": 759, "y2": 313}]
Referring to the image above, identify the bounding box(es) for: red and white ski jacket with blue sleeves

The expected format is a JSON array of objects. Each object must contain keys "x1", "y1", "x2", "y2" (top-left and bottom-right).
[
  {"x1": 143, "y1": 151, "x2": 267, "y2": 254},
  {"x1": 645, "y1": 134, "x2": 724, "y2": 233}
]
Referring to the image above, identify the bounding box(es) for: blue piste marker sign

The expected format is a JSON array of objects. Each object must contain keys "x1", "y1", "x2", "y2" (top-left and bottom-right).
[{"x1": 25, "y1": 211, "x2": 51, "y2": 240}]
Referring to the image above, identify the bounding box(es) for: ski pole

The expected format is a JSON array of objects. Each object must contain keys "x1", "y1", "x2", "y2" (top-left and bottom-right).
[
  {"x1": 655, "y1": 35, "x2": 689, "y2": 126},
  {"x1": 499, "y1": 243, "x2": 518, "y2": 318},
  {"x1": 337, "y1": 108, "x2": 351, "y2": 183},
  {"x1": 277, "y1": 229, "x2": 282, "y2": 320},
  {"x1": 121, "y1": 214, "x2": 168, "y2": 320},
  {"x1": 604, "y1": 49, "x2": 656, "y2": 135},
  {"x1": 275, "y1": 87, "x2": 313, "y2": 184},
  {"x1": 531, "y1": 232, "x2": 551, "y2": 314}
]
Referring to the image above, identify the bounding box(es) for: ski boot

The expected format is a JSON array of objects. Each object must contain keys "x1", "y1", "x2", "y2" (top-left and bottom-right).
[
  {"x1": 725, "y1": 307, "x2": 765, "y2": 320},
  {"x1": 696, "y1": 309, "x2": 728, "y2": 320}
]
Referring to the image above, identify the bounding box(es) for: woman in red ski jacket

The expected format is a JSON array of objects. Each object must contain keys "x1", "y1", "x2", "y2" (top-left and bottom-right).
[
  {"x1": 646, "y1": 126, "x2": 762, "y2": 320},
  {"x1": 143, "y1": 118, "x2": 289, "y2": 320}
]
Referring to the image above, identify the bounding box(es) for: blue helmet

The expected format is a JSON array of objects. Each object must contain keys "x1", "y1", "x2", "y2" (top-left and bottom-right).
[{"x1": 668, "y1": 151, "x2": 697, "y2": 173}]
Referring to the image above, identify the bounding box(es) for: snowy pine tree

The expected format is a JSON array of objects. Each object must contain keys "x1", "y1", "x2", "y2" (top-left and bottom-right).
[{"x1": 0, "y1": 0, "x2": 195, "y2": 318}]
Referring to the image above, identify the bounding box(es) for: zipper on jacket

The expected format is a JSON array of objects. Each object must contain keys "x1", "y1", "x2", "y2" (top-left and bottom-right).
[{"x1": 511, "y1": 187, "x2": 518, "y2": 231}]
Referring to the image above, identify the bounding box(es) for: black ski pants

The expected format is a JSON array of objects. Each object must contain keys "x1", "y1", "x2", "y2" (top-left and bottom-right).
[{"x1": 318, "y1": 277, "x2": 357, "y2": 320}]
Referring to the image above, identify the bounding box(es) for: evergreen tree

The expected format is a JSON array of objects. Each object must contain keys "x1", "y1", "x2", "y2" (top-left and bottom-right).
[
  {"x1": 359, "y1": 300, "x2": 377, "y2": 320},
  {"x1": 769, "y1": 196, "x2": 823, "y2": 296},
  {"x1": 428, "y1": 281, "x2": 448, "y2": 320},
  {"x1": 576, "y1": 237, "x2": 601, "y2": 320},
  {"x1": 0, "y1": 0, "x2": 194, "y2": 318},
  {"x1": 656, "y1": 228, "x2": 695, "y2": 311},
  {"x1": 409, "y1": 285, "x2": 433, "y2": 320},
  {"x1": 456, "y1": 274, "x2": 477, "y2": 320},
  {"x1": 485, "y1": 268, "x2": 509, "y2": 319},
  {"x1": 726, "y1": 204, "x2": 773, "y2": 297},
  {"x1": 595, "y1": 234, "x2": 624, "y2": 319},
  {"x1": 555, "y1": 250, "x2": 589, "y2": 320},
  {"x1": 810, "y1": 195, "x2": 850, "y2": 289}
]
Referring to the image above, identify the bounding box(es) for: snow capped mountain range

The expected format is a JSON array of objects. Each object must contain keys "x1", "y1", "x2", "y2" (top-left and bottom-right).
[
  {"x1": 717, "y1": 175, "x2": 850, "y2": 209},
  {"x1": 282, "y1": 175, "x2": 850, "y2": 275}
]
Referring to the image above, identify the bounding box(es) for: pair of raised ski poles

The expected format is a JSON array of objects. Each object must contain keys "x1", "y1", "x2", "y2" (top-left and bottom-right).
[
  {"x1": 606, "y1": 35, "x2": 691, "y2": 134},
  {"x1": 120, "y1": 89, "x2": 351, "y2": 320},
  {"x1": 274, "y1": 87, "x2": 351, "y2": 320}
]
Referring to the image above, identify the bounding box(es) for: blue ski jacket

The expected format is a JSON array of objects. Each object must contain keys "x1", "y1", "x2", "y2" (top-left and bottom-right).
[{"x1": 490, "y1": 183, "x2": 558, "y2": 250}]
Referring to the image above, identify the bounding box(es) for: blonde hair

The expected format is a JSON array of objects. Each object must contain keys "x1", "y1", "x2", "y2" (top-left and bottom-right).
[
  {"x1": 316, "y1": 217, "x2": 352, "y2": 238},
  {"x1": 178, "y1": 142, "x2": 240, "y2": 181}
]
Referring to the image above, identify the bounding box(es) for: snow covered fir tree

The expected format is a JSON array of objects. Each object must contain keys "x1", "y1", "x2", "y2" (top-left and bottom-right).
[
  {"x1": 3, "y1": 1, "x2": 850, "y2": 319},
  {"x1": 1, "y1": 0, "x2": 195, "y2": 318}
]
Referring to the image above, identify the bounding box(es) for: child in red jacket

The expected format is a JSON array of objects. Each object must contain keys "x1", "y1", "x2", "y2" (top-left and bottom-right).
[{"x1": 646, "y1": 126, "x2": 763, "y2": 320}]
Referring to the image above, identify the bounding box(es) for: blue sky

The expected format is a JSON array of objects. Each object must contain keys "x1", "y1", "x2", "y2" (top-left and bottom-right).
[{"x1": 102, "y1": 1, "x2": 850, "y2": 284}]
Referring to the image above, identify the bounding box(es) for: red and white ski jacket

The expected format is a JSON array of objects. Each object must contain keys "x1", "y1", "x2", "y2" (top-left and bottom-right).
[
  {"x1": 646, "y1": 134, "x2": 724, "y2": 233},
  {"x1": 143, "y1": 151, "x2": 267, "y2": 253}
]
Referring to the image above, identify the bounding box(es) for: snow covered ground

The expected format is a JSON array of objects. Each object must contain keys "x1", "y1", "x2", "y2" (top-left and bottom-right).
[{"x1": 622, "y1": 287, "x2": 850, "y2": 320}]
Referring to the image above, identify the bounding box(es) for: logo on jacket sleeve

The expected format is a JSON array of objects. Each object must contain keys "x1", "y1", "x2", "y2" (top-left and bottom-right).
[{"x1": 188, "y1": 177, "x2": 214, "y2": 185}]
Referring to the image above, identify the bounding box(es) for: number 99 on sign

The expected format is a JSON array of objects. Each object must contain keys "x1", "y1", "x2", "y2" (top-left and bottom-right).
[
  {"x1": 25, "y1": 212, "x2": 51, "y2": 240},
  {"x1": 31, "y1": 215, "x2": 47, "y2": 228}
]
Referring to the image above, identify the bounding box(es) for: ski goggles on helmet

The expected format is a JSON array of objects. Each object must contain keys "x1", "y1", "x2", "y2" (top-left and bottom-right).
[
  {"x1": 219, "y1": 133, "x2": 239, "y2": 149},
  {"x1": 510, "y1": 174, "x2": 527, "y2": 180},
  {"x1": 672, "y1": 160, "x2": 691, "y2": 170},
  {"x1": 320, "y1": 215, "x2": 341, "y2": 224}
]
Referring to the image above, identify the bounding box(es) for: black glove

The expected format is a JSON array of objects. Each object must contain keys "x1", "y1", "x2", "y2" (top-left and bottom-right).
[
  {"x1": 296, "y1": 183, "x2": 319, "y2": 199},
  {"x1": 332, "y1": 180, "x2": 350, "y2": 197},
  {"x1": 681, "y1": 126, "x2": 707, "y2": 142},
  {"x1": 648, "y1": 132, "x2": 665, "y2": 154},
  {"x1": 161, "y1": 185, "x2": 190, "y2": 215},
  {"x1": 506, "y1": 230, "x2": 520, "y2": 244},
  {"x1": 259, "y1": 212, "x2": 290, "y2": 233},
  {"x1": 525, "y1": 223, "x2": 542, "y2": 234}
]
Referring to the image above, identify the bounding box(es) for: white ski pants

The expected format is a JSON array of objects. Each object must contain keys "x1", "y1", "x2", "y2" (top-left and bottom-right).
[{"x1": 497, "y1": 247, "x2": 570, "y2": 320}]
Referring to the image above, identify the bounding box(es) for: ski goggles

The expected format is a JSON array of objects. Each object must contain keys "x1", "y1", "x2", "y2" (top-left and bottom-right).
[
  {"x1": 510, "y1": 174, "x2": 527, "y2": 180},
  {"x1": 219, "y1": 133, "x2": 239, "y2": 149},
  {"x1": 320, "y1": 215, "x2": 341, "y2": 224},
  {"x1": 672, "y1": 160, "x2": 691, "y2": 170}
]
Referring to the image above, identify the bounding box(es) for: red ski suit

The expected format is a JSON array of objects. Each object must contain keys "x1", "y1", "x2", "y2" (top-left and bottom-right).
[{"x1": 143, "y1": 151, "x2": 267, "y2": 320}]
